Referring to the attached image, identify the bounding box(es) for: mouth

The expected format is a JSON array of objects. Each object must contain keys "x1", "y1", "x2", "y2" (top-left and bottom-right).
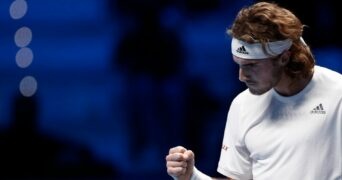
[{"x1": 245, "y1": 81, "x2": 256, "y2": 86}]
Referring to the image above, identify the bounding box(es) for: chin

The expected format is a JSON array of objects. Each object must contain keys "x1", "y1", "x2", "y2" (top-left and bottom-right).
[{"x1": 248, "y1": 88, "x2": 270, "y2": 95}]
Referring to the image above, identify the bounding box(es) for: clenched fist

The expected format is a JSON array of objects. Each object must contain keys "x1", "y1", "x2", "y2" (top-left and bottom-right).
[{"x1": 165, "y1": 146, "x2": 195, "y2": 180}]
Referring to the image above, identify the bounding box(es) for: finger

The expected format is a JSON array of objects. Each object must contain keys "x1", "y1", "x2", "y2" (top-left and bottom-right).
[
  {"x1": 165, "y1": 152, "x2": 187, "y2": 161},
  {"x1": 169, "y1": 146, "x2": 187, "y2": 154},
  {"x1": 183, "y1": 150, "x2": 194, "y2": 161},
  {"x1": 167, "y1": 166, "x2": 187, "y2": 177},
  {"x1": 166, "y1": 160, "x2": 188, "y2": 168}
]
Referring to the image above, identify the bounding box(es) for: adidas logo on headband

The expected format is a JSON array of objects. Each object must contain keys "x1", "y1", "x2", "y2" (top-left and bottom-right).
[
  {"x1": 236, "y1": 46, "x2": 249, "y2": 54},
  {"x1": 231, "y1": 37, "x2": 293, "y2": 59}
]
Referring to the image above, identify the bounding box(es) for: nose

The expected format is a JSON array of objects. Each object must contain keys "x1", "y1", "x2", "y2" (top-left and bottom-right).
[{"x1": 239, "y1": 68, "x2": 249, "y2": 82}]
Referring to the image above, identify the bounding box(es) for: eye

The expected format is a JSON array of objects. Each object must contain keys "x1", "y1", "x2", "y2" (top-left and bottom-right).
[{"x1": 242, "y1": 63, "x2": 256, "y2": 68}]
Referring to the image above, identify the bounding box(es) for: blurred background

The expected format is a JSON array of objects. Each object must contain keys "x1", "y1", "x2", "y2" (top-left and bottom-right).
[{"x1": 0, "y1": 0, "x2": 341, "y2": 179}]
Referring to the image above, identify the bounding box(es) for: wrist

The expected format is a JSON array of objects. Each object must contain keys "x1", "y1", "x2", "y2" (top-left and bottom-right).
[{"x1": 190, "y1": 167, "x2": 211, "y2": 180}]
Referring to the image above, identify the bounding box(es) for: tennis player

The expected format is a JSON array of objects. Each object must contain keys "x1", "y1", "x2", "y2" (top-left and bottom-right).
[{"x1": 166, "y1": 2, "x2": 342, "y2": 180}]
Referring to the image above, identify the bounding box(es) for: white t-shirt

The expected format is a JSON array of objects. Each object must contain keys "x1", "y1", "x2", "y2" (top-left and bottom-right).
[{"x1": 217, "y1": 66, "x2": 342, "y2": 180}]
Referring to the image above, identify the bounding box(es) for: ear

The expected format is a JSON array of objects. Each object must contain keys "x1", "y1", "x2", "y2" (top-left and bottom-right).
[{"x1": 279, "y1": 50, "x2": 291, "y2": 66}]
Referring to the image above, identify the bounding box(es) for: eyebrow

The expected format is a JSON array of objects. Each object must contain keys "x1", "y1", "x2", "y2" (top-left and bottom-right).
[
  {"x1": 240, "y1": 62, "x2": 258, "y2": 68},
  {"x1": 233, "y1": 58, "x2": 258, "y2": 66}
]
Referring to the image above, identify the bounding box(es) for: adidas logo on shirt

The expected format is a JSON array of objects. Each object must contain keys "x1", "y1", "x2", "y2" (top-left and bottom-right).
[
  {"x1": 310, "y1": 103, "x2": 326, "y2": 114},
  {"x1": 236, "y1": 46, "x2": 249, "y2": 54}
]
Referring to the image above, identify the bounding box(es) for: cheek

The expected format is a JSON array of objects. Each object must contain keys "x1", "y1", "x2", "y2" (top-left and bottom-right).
[{"x1": 255, "y1": 67, "x2": 275, "y2": 83}]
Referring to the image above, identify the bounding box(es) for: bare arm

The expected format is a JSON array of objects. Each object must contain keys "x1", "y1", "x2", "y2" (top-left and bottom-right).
[{"x1": 166, "y1": 146, "x2": 237, "y2": 180}]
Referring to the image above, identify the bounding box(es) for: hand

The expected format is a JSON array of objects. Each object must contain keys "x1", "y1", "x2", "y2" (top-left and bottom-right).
[{"x1": 165, "y1": 146, "x2": 195, "y2": 180}]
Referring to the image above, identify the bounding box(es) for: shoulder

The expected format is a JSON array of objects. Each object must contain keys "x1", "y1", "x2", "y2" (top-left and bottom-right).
[
  {"x1": 230, "y1": 88, "x2": 272, "y2": 110},
  {"x1": 231, "y1": 89, "x2": 250, "y2": 106},
  {"x1": 315, "y1": 65, "x2": 342, "y2": 81},
  {"x1": 314, "y1": 66, "x2": 342, "y2": 86},
  {"x1": 314, "y1": 65, "x2": 342, "y2": 98}
]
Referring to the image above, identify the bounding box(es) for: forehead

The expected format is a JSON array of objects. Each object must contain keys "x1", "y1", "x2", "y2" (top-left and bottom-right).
[{"x1": 232, "y1": 55, "x2": 271, "y2": 65}]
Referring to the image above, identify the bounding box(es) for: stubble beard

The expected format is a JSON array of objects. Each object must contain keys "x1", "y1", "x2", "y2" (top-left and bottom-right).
[{"x1": 248, "y1": 64, "x2": 283, "y2": 95}]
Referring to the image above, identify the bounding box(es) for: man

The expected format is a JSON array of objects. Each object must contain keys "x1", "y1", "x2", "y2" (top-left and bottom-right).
[{"x1": 166, "y1": 2, "x2": 342, "y2": 180}]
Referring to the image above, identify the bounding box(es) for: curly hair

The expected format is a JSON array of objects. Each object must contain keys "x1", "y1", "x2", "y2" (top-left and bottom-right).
[{"x1": 228, "y1": 2, "x2": 315, "y2": 79}]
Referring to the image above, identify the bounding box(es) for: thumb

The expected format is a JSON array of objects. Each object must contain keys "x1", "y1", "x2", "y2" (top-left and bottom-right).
[{"x1": 184, "y1": 150, "x2": 195, "y2": 171}]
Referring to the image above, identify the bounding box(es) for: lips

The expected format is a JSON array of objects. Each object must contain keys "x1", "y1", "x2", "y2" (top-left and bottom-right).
[{"x1": 245, "y1": 81, "x2": 256, "y2": 86}]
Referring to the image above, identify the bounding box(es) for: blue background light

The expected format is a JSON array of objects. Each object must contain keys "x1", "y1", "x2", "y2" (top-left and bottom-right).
[{"x1": 0, "y1": 0, "x2": 341, "y2": 179}]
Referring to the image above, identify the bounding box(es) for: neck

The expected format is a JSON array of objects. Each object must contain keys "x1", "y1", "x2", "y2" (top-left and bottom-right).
[{"x1": 274, "y1": 72, "x2": 313, "y2": 97}]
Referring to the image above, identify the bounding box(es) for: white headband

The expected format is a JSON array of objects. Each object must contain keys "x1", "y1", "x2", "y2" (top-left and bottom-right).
[{"x1": 231, "y1": 37, "x2": 293, "y2": 59}]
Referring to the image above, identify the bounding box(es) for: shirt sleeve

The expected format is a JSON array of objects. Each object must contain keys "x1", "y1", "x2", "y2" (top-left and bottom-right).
[{"x1": 217, "y1": 98, "x2": 253, "y2": 180}]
